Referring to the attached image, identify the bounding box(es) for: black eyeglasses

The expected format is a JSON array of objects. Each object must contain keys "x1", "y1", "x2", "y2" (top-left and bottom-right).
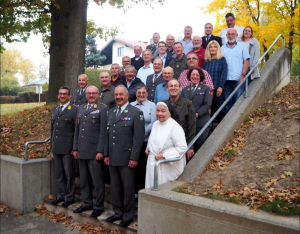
[
  {"x1": 59, "y1": 93, "x2": 69, "y2": 96},
  {"x1": 86, "y1": 92, "x2": 98, "y2": 95}
]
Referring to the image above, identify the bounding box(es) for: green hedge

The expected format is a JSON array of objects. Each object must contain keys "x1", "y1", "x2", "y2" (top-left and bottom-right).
[
  {"x1": 0, "y1": 96, "x2": 21, "y2": 104},
  {"x1": 85, "y1": 69, "x2": 111, "y2": 88}
]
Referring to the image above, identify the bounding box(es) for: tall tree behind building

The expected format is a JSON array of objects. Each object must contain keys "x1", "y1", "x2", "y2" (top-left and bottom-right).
[{"x1": 85, "y1": 34, "x2": 106, "y2": 69}]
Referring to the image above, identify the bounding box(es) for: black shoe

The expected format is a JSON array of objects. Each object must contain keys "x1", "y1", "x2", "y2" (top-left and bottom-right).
[
  {"x1": 62, "y1": 200, "x2": 74, "y2": 208},
  {"x1": 73, "y1": 205, "x2": 93, "y2": 213},
  {"x1": 51, "y1": 197, "x2": 64, "y2": 205},
  {"x1": 119, "y1": 219, "x2": 133, "y2": 227},
  {"x1": 105, "y1": 215, "x2": 123, "y2": 223},
  {"x1": 90, "y1": 209, "x2": 103, "y2": 218}
]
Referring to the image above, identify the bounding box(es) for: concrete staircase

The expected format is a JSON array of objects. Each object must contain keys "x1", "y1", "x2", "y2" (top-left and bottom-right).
[{"x1": 44, "y1": 178, "x2": 138, "y2": 233}]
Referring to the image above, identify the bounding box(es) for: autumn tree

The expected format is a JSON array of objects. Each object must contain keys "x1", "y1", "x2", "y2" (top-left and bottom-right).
[
  {"x1": 202, "y1": 0, "x2": 299, "y2": 62},
  {"x1": 1, "y1": 0, "x2": 164, "y2": 103},
  {"x1": 0, "y1": 47, "x2": 37, "y2": 95}
]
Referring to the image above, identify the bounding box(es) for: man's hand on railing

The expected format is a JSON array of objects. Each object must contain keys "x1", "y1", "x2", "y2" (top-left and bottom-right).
[
  {"x1": 73, "y1": 150, "x2": 79, "y2": 160},
  {"x1": 186, "y1": 149, "x2": 194, "y2": 160}
]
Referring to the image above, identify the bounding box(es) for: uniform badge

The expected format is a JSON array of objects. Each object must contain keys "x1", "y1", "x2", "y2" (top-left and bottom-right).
[
  {"x1": 187, "y1": 88, "x2": 190, "y2": 91},
  {"x1": 94, "y1": 104, "x2": 97, "y2": 108},
  {"x1": 114, "y1": 108, "x2": 116, "y2": 112},
  {"x1": 84, "y1": 104, "x2": 87, "y2": 109},
  {"x1": 121, "y1": 117, "x2": 132, "y2": 121},
  {"x1": 124, "y1": 108, "x2": 128, "y2": 113},
  {"x1": 68, "y1": 105, "x2": 71, "y2": 110},
  {"x1": 55, "y1": 106, "x2": 59, "y2": 110},
  {"x1": 198, "y1": 87, "x2": 201, "y2": 90},
  {"x1": 140, "y1": 115, "x2": 144, "y2": 121},
  {"x1": 176, "y1": 65, "x2": 179, "y2": 68}
]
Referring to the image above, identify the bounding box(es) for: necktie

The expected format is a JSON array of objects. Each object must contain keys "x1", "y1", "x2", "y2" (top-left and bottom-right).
[
  {"x1": 206, "y1": 36, "x2": 209, "y2": 44},
  {"x1": 58, "y1": 105, "x2": 63, "y2": 114},
  {"x1": 154, "y1": 74, "x2": 158, "y2": 82},
  {"x1": 192, "y1": 85, "x2": 197, "y2": 93},
  {"x1": 116, "y1": 107, "x2": 121, "y2": 118},
  {"x1": 80, "y1": 89, "x2": 83, "y2": 95}
]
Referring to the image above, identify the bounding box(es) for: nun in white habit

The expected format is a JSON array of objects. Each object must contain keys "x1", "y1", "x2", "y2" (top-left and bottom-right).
[{"x1": 145, "y1": 101, "x2": 187, "y2": 189}]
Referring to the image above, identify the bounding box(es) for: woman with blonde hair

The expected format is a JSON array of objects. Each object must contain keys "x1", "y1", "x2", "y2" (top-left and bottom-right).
[
  {"x1": 241, "y1": 26, "x2": 260, "y2": 82},
  {"x1": 203, "y1": 40, "x2": 227, "y2": 122}
]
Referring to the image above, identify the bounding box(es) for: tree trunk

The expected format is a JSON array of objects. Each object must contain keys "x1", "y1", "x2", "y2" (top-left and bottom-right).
[{"x1": 48, "y1": 0, "x2": 87, "y2": 103}]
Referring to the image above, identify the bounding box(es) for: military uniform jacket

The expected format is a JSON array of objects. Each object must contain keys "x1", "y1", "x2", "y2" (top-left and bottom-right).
[
  {"x1": 164, "y1": 97, "x2": 196, "y2": 145},
  {"x1": 71, "y1": 87, "x2": 88, "y2": 106},
  {"x1": 98, "y1": 84, "x2": 116, "y2": 109},
  {"x1": 104, "y1": 104, "x2": 145, "y2": 167},
  {"x1": 73, "y1": 102, "x2": 108, "y2": 160},
  {"x1": 146, "y1": 74, "x2": 164, "y2": 102},
  {"x1": 181, "y1": 84, "x2": 212, "y2": 129},
  {"x1": 51, "y1": 104, "x2": 78, "y2": 155}
]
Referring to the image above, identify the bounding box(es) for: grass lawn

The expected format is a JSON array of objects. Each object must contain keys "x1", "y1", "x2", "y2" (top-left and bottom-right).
[{"x1": 1, "y1": 102, "x2": 46, "y2": 115}]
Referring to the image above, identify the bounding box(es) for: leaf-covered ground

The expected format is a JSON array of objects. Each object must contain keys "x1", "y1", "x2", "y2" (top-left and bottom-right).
[
  {"x1": 185, "y1": 81, "x2": 300, "y2": 215},
  {"x1": 0, "y1": 104, "x2": 52, "y2": 159}
]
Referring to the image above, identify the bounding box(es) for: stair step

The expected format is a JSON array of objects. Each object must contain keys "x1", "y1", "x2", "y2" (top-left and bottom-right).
[{"x1": 44, "y1": 199, "x2": 137, "y2": 234}]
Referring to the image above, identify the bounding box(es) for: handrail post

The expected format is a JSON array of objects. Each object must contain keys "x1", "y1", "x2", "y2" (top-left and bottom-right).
[
  {"x1": 282, "y1": 35, "x2": 285, "y2": 48},
  {"x1": 24, "y1": 143, "x2": 29, "y2": 161},
  {"x1": 151, "y1": 161, "x2": 160, "y2": 191},
  {"x1": 244, "y1": 78, "x2": 249, "y2": 98},
  {"x1": 24, "y1": 137, "x2": 51, "y2": 161}
]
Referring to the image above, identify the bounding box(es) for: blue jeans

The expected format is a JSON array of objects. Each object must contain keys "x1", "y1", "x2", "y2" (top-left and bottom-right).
[{"x1": 224, "y1": 80, "x2": 244, "y2": 113}]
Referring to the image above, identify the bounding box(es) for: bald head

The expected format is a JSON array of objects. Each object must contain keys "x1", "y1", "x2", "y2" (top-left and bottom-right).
[
  {"x1": 78, "y1": 74, "x2": 89, "y2": 89},
  {"x1": 162, "y1": 66, "x2": 174, "y2": 83},
  {"x1": 85, "y1": 85, "x2": 99, "y2": 104}
]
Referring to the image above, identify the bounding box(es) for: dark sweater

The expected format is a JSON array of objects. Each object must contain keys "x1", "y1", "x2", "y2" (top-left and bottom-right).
[{"x1": 131, "y1": 57, "x2": 144, "y2": 71}]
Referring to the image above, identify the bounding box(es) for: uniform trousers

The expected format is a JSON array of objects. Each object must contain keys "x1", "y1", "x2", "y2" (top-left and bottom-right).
[
  {"x1": 135, "y1": 141, "x2": 148, "y2": 194},
  {"x1": 109, "y1": 165, "x2": 136, "y2": 220},
  {"x1": 194, "y1": 127, "x2": 211, "y2": 153},
  {"x1": 79, "y1": 159, "x2": 105, "y2": 210},
  {"x1": 53, "y1": 153, "x2": 75, "y2": 202}
]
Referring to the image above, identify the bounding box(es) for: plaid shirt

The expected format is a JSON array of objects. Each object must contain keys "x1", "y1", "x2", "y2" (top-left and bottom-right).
[
  {"x1": 178, "y1": 69, "x2": 215, "y2": 90},
  {"x1": 203, "y1": 57, "x2": 228, "y2": 89}
]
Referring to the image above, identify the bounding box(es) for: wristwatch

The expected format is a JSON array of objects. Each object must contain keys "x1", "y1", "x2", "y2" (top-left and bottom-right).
[{"x1": 242, "y1": 73, "x2": 246, "y2": 76}]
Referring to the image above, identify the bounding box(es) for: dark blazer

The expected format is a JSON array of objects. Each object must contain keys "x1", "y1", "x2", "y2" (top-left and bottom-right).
[
  {"x1": 119, "y1": 77, "x2": 144, "y2": 103},
  {"x1": 181, "y1": 84, "x2": 212, "y2": 128},
  {"x1": 152, "y1": 55, "x2": 174, "y2": 67},
  {"x1": 201, "y1": 35, "x2": 222, "y2": 49},
  {"x1": 105, "y1": 104, "x2": 145, "y2": 166},
  {"x1": 71, "y1": 87, "x2": 88, "y2": 106},
  {"x1": 51, "y1": 104, "x2": 78, "y2": 154},
  {"x1": 131, "y1": 57, "x2": 144, "y2": 71},
  {"x1": 146, "y1": 73, "x2": 164, "y2": 102},
  {"x1": 73, "y1": 102, "x2": 108, "y2": 159},
  {"x1": 146, "y1": 44, "x2": 157, "y2": 55}
]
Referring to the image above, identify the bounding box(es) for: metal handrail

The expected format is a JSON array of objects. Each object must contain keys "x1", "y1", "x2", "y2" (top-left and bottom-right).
[
  {"x1": 151, "y1": 34, "x2": 285, "y2": 191},
  {"x1": 24, "y1": 137, "x2": 51, "y2": 161}
]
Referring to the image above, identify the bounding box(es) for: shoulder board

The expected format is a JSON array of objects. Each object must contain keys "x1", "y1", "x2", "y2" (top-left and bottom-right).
[
  {"x1": 204, "y1": 84, "x2": 209, "y2": 87},
  {"x1": 72, "y1": 104, "x2": 78, "y2": 107},
  {"x1": 100, "y1": 102, "x2": 107, "y2": 106}
]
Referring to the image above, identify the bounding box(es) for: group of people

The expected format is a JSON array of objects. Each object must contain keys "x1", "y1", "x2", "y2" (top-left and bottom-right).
[{"x1": 50, "y1": 12, "x2": 261, "y2": 228}]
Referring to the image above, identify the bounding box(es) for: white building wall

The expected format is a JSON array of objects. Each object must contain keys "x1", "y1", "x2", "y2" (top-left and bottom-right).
[{"x1": 112, "y1": 42, "x2": 134, "y2": 66}]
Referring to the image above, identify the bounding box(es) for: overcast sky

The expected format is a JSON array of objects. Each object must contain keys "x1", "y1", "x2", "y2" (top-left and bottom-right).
[{"x1": 4, "y1": 0, "x2": 215, "y2": 79}]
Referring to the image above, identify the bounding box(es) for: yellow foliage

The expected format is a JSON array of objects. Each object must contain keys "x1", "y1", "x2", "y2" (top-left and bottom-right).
[{"x1": 201, "y1": 0, "x2": 299, "y2": 54}]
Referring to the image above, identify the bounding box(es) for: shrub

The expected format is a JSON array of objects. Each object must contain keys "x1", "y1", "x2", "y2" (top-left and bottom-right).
[{"x1": 0, "y1": 96, "x2": 21, "y2": 104}]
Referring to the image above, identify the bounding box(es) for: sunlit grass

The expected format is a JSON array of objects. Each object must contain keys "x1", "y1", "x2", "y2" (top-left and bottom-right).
[{"x1": 0, "y1": 102, "x2": 46, "y2": 115}]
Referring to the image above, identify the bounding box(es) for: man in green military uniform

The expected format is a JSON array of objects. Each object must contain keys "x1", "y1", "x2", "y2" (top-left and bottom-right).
[
  {"x1": 50, "y1": 86, "x2": 78, "y2": 208},
  {"x1": 104, "y1": 85, "x2": 145, "y2": 227},
  {"x1": 98, "y1": 71, "x2": 116, "y2": 109}
]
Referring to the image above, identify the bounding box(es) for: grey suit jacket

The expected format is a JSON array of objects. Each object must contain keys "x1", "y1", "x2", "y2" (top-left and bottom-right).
[
  {"x1": 104, "y1": 104, "x2": 145, "y2": 166},
  {"x1": 181, "y1": 84, "x2": 212, "y2": 128},
  {"x1": 51, "y1": 104, "x2": 78, "y2": 154},
  {"x1": 73, "y1": 102, "x2": 108, "y2": 159},
  {"x1": 146, "y1": 74, "x2": 164, "y2": 102},
  {"x1": 71, "y1": 87, "x2": 88, "y2": 106}
]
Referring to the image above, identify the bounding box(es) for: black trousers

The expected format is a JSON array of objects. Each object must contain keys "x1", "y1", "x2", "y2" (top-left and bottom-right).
[
  {"x1": 135, "y1": 141, "x2": 148, "y2": 194},
  {"x1": 211, "y1": 89, "x2": 226, "y2": 122},
  {"x1": 194, "y1": 127, "x2": 210, "y2": 153},
  {"x1": 109, "y1": 165, "x2": 136, "y2": 220}
]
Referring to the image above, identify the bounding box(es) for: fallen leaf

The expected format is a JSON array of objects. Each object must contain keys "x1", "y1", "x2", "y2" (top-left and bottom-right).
[
  {"x1": 256, "y1": 166, "x2": 263, "y2": 170},
  {"x1": 13, "y1": 212, "x2": 20, "y2": 216},
  {"x1": 284, "y1": 171, "x2": 293, "y2": 177}
]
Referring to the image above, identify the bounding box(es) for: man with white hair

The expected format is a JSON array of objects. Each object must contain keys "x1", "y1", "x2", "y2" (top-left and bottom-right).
[
  {"x1": 187, "y1": 36, "x2": 206, "y2": 68},
  {"x1": 131, "y1": 45, "x2": 144, "y2": 71},
  {"x1": 221, "y1": 28, "x2": 250, "y2": 113},
  {"x1": 201, "y1": 23, "x2": 222, "y2": 49},
  {"x1": 110, "y1": 63, "x2": 125, "y2": 87},
  {"x1": 146, "y1": 32, "x2": 160, "y2": 55}
]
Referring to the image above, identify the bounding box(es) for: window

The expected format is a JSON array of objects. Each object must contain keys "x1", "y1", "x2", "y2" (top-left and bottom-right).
[{"x1": 118, "y1": 47, "x2": 124, "y2": 57}]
